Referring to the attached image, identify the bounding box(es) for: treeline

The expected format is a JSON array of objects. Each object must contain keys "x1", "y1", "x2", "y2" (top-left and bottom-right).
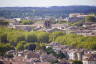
[
  {"x1": 20, "y1": 19, "x2": 34, "y2": 25},
  {"x1": 0, "y1": 6, "x2": 96, "y2": 18},
  {"x1": 55, "y1": 34, "x2": 96, "y2": 49},
  {"x1": 0, "y1": 27, "x2": 96, "y2": 52}
]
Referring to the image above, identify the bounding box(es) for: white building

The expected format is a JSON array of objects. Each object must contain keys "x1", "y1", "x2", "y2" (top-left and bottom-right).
[{"x1": 67, "y1": 49, "x2": 83, "y2": 61}]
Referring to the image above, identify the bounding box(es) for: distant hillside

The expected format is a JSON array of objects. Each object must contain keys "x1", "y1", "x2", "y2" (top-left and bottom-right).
[{"x1": 0, "y1": 6, "x2": 96, "y2": 18}]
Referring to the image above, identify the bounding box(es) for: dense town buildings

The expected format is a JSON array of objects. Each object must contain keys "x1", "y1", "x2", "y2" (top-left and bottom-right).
[{"x1": 0, "y1": 13, "x2": 96, "y2": 64}]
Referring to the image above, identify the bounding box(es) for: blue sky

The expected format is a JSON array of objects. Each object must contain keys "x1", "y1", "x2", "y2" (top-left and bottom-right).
[{"x1": 0, "y1": 0, "x2": 96, "y2": 7}]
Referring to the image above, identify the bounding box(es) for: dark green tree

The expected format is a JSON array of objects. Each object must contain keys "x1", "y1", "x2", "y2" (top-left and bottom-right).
[
  {"x1": 0, "y1": 43, "x2": 14, "y2": 59},
  {"x1": 24, "y1": 43, "x2": 36, "y2": 51}
]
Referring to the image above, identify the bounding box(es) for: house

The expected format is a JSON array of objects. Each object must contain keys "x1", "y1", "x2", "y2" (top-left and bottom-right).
[
  {"x1": 0, "y1": 61, "x2": 12, "y2": 64},
  {"x1": 49, "y1": 42, "x2": 61, "y2": 47},
  {"x1": 6, "y1": 50, "x2": 17, "y2": 57},
  {"x1": 26, "y1": 58, "x2": 40, "y2": 64},
  {"x1": 75, "y1": 30, "x2": 92, "y2": 36},
  {"x1": 0, "y1": 19, "x2": 9, "y2": 26},
  {"x1": 73, "y1": 22, "x2": 96, "y2": 36},
  {"x1": 69, "y1": 13, "x2": 81, "y2": 17},
  {"x1": 52, "y1": 24, "x2": 67, "y2": 29},
  {"x1": 13, "y1": 18, "x2": 21, "y2": 22},
  {"x1": 40, "y1": 53, "x2": 57, "y2": 62},
  {"x1": 14, "y1": 23, "x2": 44, "y2": 31},
  {"x1": 67, "y1": 50, "x2": 77, "y2": 60},
  {"x1": 67, "y1": 17, "x2": 84, "y2": 22},
  {"x1": 83, "y1": 53, "x2": 96, "y2": 64},
  {"x1": 14, "y1": 25, "x2": 34, "y2": 31},
  {"x1": 67, "y1": 49, "x2": 84, "y2": 61},
  {"x1": 24, "y1": 51, "x2": 40, "y2": 59},
  {"x1": 44, "y1": 28, "x2": 65, "y2": 32},
  {"x1": 58, "y1": 59, "x2": 70, "y2": 64},
  {"x1": 69, "y1": 13, "x2": 95, "y2": 18},
  {"x1": 33, "y1": 62, "x2": 51, "y2": 64},
  {"x1": 49, "y1": 42, "x2": 62, "y2": 53}
]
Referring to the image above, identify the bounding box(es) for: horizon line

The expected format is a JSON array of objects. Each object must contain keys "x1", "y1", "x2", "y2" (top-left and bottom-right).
[{"x1": 0, "y1": 5, "x2": 96, "y2": 8}]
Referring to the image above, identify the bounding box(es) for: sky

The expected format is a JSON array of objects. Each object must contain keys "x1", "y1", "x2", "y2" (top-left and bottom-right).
[{"x1": 0, "y1": 0, "x2": 96, "y2": 7}]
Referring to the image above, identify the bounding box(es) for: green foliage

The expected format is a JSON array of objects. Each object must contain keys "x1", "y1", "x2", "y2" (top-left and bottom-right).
[
  {"x1": 58, "y1": 21, "x2": 67, "y2": 24},
  {"x1": 20, "y1": 19, "x2": 34, "y2": 25},
  {"x1": 49, "y1": 32, "x2": 64, "y2": 42},
  {"x1": 55, "y1": 34, "x2": 96, "y2": 50},
  {"x1": 35, "y1": 42, "x2": 47, "y2": 50},
  {"x1": 55, "y1": 36, "x2": 67, "y2": 44},
  {"x1": 0, "y1": 20, "x2": 9, "y2": 26},
  {"x1": 45, "y1": 47, "x2": 66, "y2": 59},
  {"x1": 25, "y1": 32, "x2": 37, "y2": 42},
  {"x1": 7, "y1": 32, "x2": 25, "y2": 46},
  {"x1": 16, "y1": 41, "x2": 26, "y2": 51},
  {"x1": 45, "y1": 47, "x2": 55, "y2": 54},
  {"x1": 56, "y1": 51, "x2": 66, "y2": 59},
  {"x1": 0, "y1": 33, "x2": 8, "y2": 43},
  {"x1": 85, "y1": 16, "x2": 96, "y2": 22},
  {"x1": 0, "y1": 43, "x2": 14, "y2": 56},
  {"x1": 0, "y1": 26, "x2": 96, "y2": 51},
  {"x1": 36, "y1": 31, "x2": 49, "y2": 43},
  {"x1": 24, "y1": 43, "x2": 31, "y2": 49},
  {"x1": 69, "y1": 19, "x2": 84, "y2": 26},
  {"x1": 16, "y1": 41, "x2": 36, "y2": 51},
  {"x1": 24, "y1": 43, "x2": 36, "y2": 51}
]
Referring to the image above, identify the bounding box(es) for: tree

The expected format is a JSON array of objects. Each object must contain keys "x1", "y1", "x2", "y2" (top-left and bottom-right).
[
  {"x1": 35, "y1": 43, "x2": 47, "y2": 50},
  {"x1": 16, "y1": 33, "x2": 25, "y2": 42},
  {"x1": 50, "y1": 32, "x2": 64, "y2": 42},
  {"x1": 45, "y1": 47, "x2": 55, "y2": 54},
  {"x1": 0, "y1": 33, "x2": 8, "y2": 43},
  {"x1": 37, "y1": 32, "x2": 49, "y2": 43},
  {"x1": 0, "y1": 20, "x2": 9, "y2": 26},
  {"x1": 16, "y1": 41, "x2": 26, "y2": 51},
  {"x1": 85, "y1": 16, "x2": 96, "y2": 22},
  {"x1": 44, "y1": 20, "x2": 51, "y2": 28},
  {"x1": 56, "y1": 51, "x2": 66, "y2": 59},
  {"x1": 26, "y1": 33, "x2": 37, "y2": 42},
  {"x1": 8, "y1": 32, "x2": 25, "y2": 45},
  {"x1": 20, "y1": 20, "x2": 34, "y2": 25},
  {"x1": 24, "y1": 43, "x2": 36, "y2": 51},
  {"x1": 55, "y1": 36, "x2": 66, "y2": 44},
  {"x1": 0, "y1": 43, "x2": 7, "y2": 57},
  {"x1": 0, "y1": 43, "x2": 14, "y2": 58}
]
